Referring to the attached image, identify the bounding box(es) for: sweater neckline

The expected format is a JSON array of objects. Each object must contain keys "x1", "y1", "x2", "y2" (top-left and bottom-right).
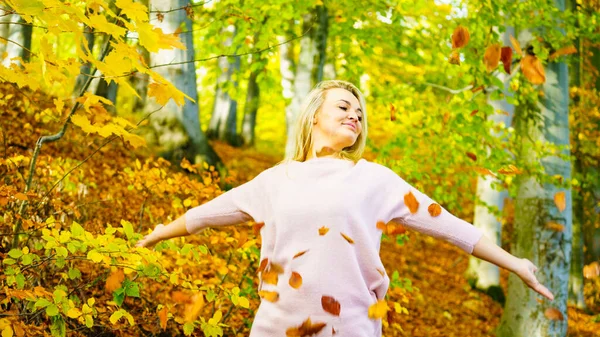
[{"x1": 293, "y1": 157, "x2": 361, "y2": 166}]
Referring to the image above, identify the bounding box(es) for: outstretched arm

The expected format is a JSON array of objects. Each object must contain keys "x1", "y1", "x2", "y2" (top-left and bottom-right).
[
  {"x1": 135, "y1": 216, "x2": 188, "y2": 248},
  {"x1": 472, "y1": 235, "x2": 554, "y2": 301}
]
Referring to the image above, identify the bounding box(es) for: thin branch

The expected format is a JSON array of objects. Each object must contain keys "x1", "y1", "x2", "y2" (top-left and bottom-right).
[
  {"x1": 0, "y1": 36, "x2": 37, "y2": 61},
  {"x1": 149, "y1": 1, "x2": 212, "y2": 14},
  {"x1": 422, "y1": 82, "x2": 474, "y2": 94},
  {"x1": 0, "y1": 21, "x2": 46, "y2": 29}
]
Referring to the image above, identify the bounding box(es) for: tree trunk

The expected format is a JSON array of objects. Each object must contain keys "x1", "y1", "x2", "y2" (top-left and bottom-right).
[
  {"x1": 2, "y1": 15, "x2": 32, "y2": 66},
  {"x1": 279, "y1": 29, "x2": 296, "y2": 155},
  {"x1": 73, "y1": 25, "x2": 95, "y2": 95},
  {"x1": 130, "y1": 0, "x2": 149, "y2": 111},
  {"x1": 147, "y1": 0, "x2": 220, "y2": 167},
  {"x1": 207, "y1": 25, "x2": 240, "y2": 146},
  {"x1": 497, "y1": 26, "x2": 572, "y2": 337},
  {"x1": 240, "y1": 62, "x2": 261, "y2": 147},
  {"x1": 0, "y1": 8, "x2": 12, "y2": 56},
  {"x1": 466, "y1": 28, "x2": 515, "y2": 302},
  {"x1": 312, "y1": 5, "x2": 328, "y2": 84},
  {"x1": 95, "y1": 77, "x2": 118, "y2": 114}
]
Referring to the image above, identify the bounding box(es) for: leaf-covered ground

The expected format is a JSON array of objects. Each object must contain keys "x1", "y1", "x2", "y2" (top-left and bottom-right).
[{"x1": 214, "y1": 141, "x2": 600, "y2": 337}]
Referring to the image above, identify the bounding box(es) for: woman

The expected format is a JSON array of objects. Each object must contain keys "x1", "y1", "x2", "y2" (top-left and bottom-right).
[{"x1": 136, "y1": 80, "x2": 554, "y2": 336}]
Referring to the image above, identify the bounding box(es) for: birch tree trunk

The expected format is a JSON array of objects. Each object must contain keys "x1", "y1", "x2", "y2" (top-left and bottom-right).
[
  {"x1": 147, "y1": 0, "x2": 219, "y2": 166},
  {"x1": 73, "y1": 25, "x2": 95, "y2": 95},
  {"x1": 2, "y1": 14, "x2": 32, "y2": 66},
  {"x1": 466, "y1": 28, "x2": 515, "y2": 301},
  {"x1": 497, "y1": 24, "x2": 572, "y2": 337},
  {"x1": 240, "y1": 60, "x2": 261, "y2": 146},
  {"x1": 207, "y1": 25, "x2": 240, "y2": 146}
]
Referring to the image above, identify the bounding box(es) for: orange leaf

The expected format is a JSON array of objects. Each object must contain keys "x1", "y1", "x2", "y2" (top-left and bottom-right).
[
  {"x1": 270, "y1": 262, "x2": 284, "y2": 274},
  {"x1": 105, "y1": 269, "x2": 124, "y2": 293},
  {"x1": 321, "y1": 296, "x2": 341, "y2": 316},
  {"x1": 483, "y1": 44, "x2": 501, "y2": 72},
  {"x1": 554, "y1": 192, "x2": 566, "y2": 212},
  {"x1": 319, "y1": 226, "x2": 329, "y2": 236},
  {"x1": 289, "y1": 272, "x2": 303, "y2": 289},
  {"x1": 257, "y1": 258, "x2": 268, "y2": 274},
  {"x1": 376, "y1": 221, "x2": 387, "y2": 231},
  {"x1": 390, "y1": 103, "x2": 396, "y2": 121},
  {"x1": 452, "y1": 26, "x2": 470, "y2": 49},
  {"x1": 293, "y1": 250, "x2": 309, "y2": 259},
  {"x1": 544, "y1": 307, "x2": 564, "y2": 321},
  {"x1": 389, "y1": 223, "x2": 406, "y2": 235},
  {"x1": 474, "y1": 167, "x2": 498, "y2": 177},
  {"x1": 376, "y1": 268, "x2": 385, "y2": 277},
  {"x1": 497, "y1": 165, "x2": 522, "y2": 175},
  {"x1": 262, "y1": 270, "x2": 279, "y2": 285},
  {"x1": 184, "y1": 293, "x2": 205, "y2": 322},
  {"x1": 549, "y1": 46, "x2": 577, "y2": 61},
  {"x1": 510, "y1": 35, "x2": 522, "y2": 57},
  {"x1": 521, "y1": 55, "x2": 546, "y2": 84},
  {"x1": 158, "y1": 306, "x2": 168, "y2": 330},
  {"x1": 466, "y1": 152, "x2": 477, "y2": 161},
  {"x1": 253, "y1": 222, "x2": 264, "y2": 236},
  {"x1": 258, "y1": 290, "x2": 279, "y2": 302},
  {"x1": 428, "y1": 203, "x2": 442, "y2": 217},
  {"x1": 14, "y1": 192, "x2": 28, "y2": 201},
  {"x1": 286, "y1": 318, "x2": 327, "y2": 337},
  {"x1": 237, "y1": 228, "x2": 248, "y2": 248},
  {"x1": 340, "y1": 232, "x2": 354, "y2": 244},
  {"x1": 546, "y1": 221, "x2": 565, "y2": 232},
  {"x1": 404, "y1": 191, "x2": 419, "y2": 214},
  {"x1": 583, "y1": 262, "x2": 600, "y2": 279},
  {"x1": 448, "y1": 49, "x2": 461, "y2": 65},
  {"x1": 171, "y1": 291, "x2": 193, "y2": 304},
  {"x1": 501, "y1": 46, "x2": 513, "y2": 74}
]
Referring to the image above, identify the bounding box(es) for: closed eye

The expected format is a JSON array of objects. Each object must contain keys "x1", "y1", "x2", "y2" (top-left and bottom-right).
[{"x1": 340, "y1": 106, "x2": 363, "y2": 122}]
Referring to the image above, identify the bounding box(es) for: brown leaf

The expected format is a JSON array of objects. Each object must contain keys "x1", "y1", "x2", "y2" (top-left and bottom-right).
[
  {"x1": 376, "y1": 268, "x2": 385, "y2": 277},
  {"x1": 497, "y1": 165, "x2": 522, "y2": 175},
  {"x1": 510, "y1": 35, "x2": 522, "y2": 57},
  {"x1": 258, "y1": 290, "x2": 279, "y2": 302},
  {"x1": 270, "y1": 262, "x2": 284, "y2": 274},
  {"x1": 105, "y1": 269, "x2": 124, "y2": 293},
  {"x1": 404, "y1": 191, "x2": 419, "y2": 214},
  {"x1": 549, "y1": 46, "x2": 577, "y2": 61},
  {"x1": 340, "y1": 232, "x2": 354, "y2": 244},
  {"x1": 448, "y1": 49, "x2": 461, "y2": 65},
  {"x1": 237, "y1": 228, "x2": 248, "y2": 248},
  {"x1": 521, "y1": 55, "x2": 546, "y2": 84},
  {"x1": 470, "y1": 109, "x2": 479, "y2": 116},
  {"x1": 501, "y1": 47, "x2": 513, "y2": 74},
  {"x1": 289, "y1": 272, "x2": 303, "y2": 289},
  {"x1": 452, "y1": 26, "x2": 470, "y2": 49},
  {"x1": 158, "y1": 306, "x2": 168, "y2": 330},
  {"x1": 428, "y1": 203, "x2": 442, "y2": 217},
  {"x1": 483, "y1": 44, "x2": 501, "y2": 72},
  {"x1": 466, "y1": 152, "x2": 477, "y2": 161},
  {"x1": 554, "y1": 192, "x2": 566, "y2": 212},
  {"x1": 293, "y1": 250, "x2": 309, "y2": 259},
  {"x1": 321, "y1": 296, "x2": 341, "y2": 316},
  {"x1": 544, "y1": 307, "x2": 564, "y2": 321},
  {"x1": 13, "y1": 192, "x2": 28, "y2": 201},
  {"x1": 156, "y1": 12, "x2": 164, "y2": 22},
  {"x1": 546, "y1": 221, "x2": 565, "y2": 232},
  {"x1": 318, "y1": 226, "x2": 329, "y2": 236},
  {"x1": 257, "y1": 258, "x2": 268, "y2": 274},
  {"x1": 286, "y1": 318, "x2": 327, "y2": 337},
  {"x1": 253, "y1": 222, "x2": 264, "y2": 236},
  {"x1": 390, "y1": 103, "x2": 396, "y2": 121},
  {"x1": 262, "y1": 270, "x2": 279, "y2": 285}
]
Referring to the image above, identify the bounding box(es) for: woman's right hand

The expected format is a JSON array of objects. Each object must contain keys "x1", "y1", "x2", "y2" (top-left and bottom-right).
[{"x1": 135, "y1": 224, "x2": 167, "y2": 248}]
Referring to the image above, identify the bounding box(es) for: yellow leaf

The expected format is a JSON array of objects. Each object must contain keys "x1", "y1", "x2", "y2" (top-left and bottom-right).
[
  {"x1": 67, "y1": 308, "x2": 82, "y2": 319},
  {"x1": 147, "y1": 82, "x2": 186, "y2": 106},
  {"x1": 238, "y1": 296, "x2": 249, "y2": 308},
  {"x1": 340, "y1": 232, "x2": 354, "y2": 244},
  {"x1": 258, "y1": 290, "x2": 279, "y2": 302},
  {"x1": 138, "y1": 23, "x2": 185, "y2": 52},
  {"x1": 510, "y1": 35, "x2": 523, "y2": 57},
  {"x1": 89, "y1": 14, "x2": 126, "y2": 38},
  {"x1": 554, "y1": 192, "x2": 566, "y2": 212},
  {"x1": 318, "y1": 226, "x2": 329, "y2": 236},
  {"x1": 1, "y1": 325, "x2": 13, "y2": 337},
  {"x1": 115, "y1": 0, "x2": 148, "y2": 22},
  {"x1": 289, "y1": 272, "x2": 302, "y2": 289},
  {"x1": 87, "y1": 250, "x2": 103, "y2": 263},
  {"x1": 368, "y1": 300, "x2": 389, "y2": 319}
]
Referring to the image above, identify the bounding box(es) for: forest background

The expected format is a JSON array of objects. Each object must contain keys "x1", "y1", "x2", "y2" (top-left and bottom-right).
[{"x1": 1, "y1": 0, "x2": 600, "y2": 336}]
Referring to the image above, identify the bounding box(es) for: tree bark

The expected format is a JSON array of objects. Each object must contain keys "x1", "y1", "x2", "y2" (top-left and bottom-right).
[
  {"x1": 207, "y1": 25, "x2": 240, "y2": 146},
  {"x1": 73, "y1": 25, "x2": 95, "y2": 95},
  {"x1": 2, "y1": 14, "x2": 32, "y2": 66},
  {"x1": 147, "y1": 0, "x2": 219, "y2": 167},
  {"x1": 240, "y1": 61, "x2": 261, "y2": 147},
  {"x1": 497, "y1": 24, "x2": 572, "y2": 337}
]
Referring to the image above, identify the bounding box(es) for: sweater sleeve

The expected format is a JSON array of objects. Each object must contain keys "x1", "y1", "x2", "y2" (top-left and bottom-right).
[
  {"x1": 184, "y1": 170, "x2": 267, "y2": 235},
  {"x1": 378, "y1": 166, "x2": 483, "y2": 254}
]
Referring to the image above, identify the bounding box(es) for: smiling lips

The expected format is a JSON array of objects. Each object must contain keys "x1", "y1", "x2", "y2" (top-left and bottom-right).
[{"x1": 343, "y1": 123, "x2": 356, "y2": 131}]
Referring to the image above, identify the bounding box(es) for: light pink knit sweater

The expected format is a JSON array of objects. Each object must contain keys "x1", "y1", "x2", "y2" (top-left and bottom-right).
[{"x1": 185, "y1": 157, "x2": 483, "y2": 337}]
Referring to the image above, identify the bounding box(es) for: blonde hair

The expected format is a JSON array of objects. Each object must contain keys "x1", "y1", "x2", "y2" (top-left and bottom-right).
[{"x1": 281, "y1": 80, "x2": 368, "y2": 164}]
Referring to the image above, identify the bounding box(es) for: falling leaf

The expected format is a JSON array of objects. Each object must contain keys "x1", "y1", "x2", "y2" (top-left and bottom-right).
[
  {"x1": 428, "y1": 203, "x2": 442, "y2": 217},
  {"x1": 549, "y1": 46, "x2": 577, "y2": 61},
  {"x1": 253, "y1": 222, "x2": 264, "y2": 236},
  {"x1": 583, "y1": 262, "x2": 600, "y2": 279},
  {"x1": 289, "y1": 272, "x2": 303, "y2": 289},
  {"x1": 544, "y1": 307, "x2": 564, "y2": 321},
  {"x1": 368, "y1": 300, "x2": 389, "y2": 319},
  {"x1": 156, "y1": 12, "x2": 164, "y2": 22},
  {"x1": 270, "y1": 262, "x2": 284, "y2": 274},
  {"x1": 483, "y1": 44, "x2": 501, "y2": 72},
  {"x1": 321, "y1": 296, "x2": 341, "y2": 316},
  {"x1": 332, "y1": 327, "x2": 337, "y2": 335},
  {"x1": 404, "y1": 191, "x2": 419, "y2": 214},
  {"x1": 258, "y1": 290, "x2": 279, "y2": 302},
  {"x1": 451, "y1": 26, "x2": 470, "y2": 49},
  {"x1": 105, "y1": 269, "x2": 124, "y2": 293},
  {"x1": 158, "y1": 306, "x2": 168, "y2": 330},
  {"x1": 318, "y1": 226, "x2": 330, "y2": 236},
  {"x1": 510, "y1": 35, "x2": 522, "y2": 57},
  {"x1": 237, "y1": 228, "x2": 248, "y2": 248},
  {"x1": 184, "y1": 293, "x2": 205, "y2": 322},
  {"x1": 466, "y1": 152, "x2": 477, "y2": 161},
  {"x1": 448, "y1": 49, "x2": 461, "y2": 65},
  {"x1": 340, "y1": 232, "x2": 354, "y2": 244},
  {"x1": 293, "y1": 250, "x2": 309, "y2": 259},
  {"x1": 501, "y1": 47, "x2": 513, "y2": 74},
  {"x1": 554, "y1": 192, "x2": 566, "y2": 212},
  {"x1": 285, "y1": 318, "x2": 327, "y2": 337},
  {"x1": 387, "y1": 222, "x2": 406, "y2": 235},
  {"x1": 521, "y1": 55, "x2": 546, "y2": 84},
  {"x1": 497, "y1": 165, "x2": 522, "y2": 175},
  {"x1": 470, "y1": 109, "x2": 479, "y2": 116},
  {"x1": 262, "y1": 270, "x2": 279, "y2": 285},
  {"x1": 473, "y1": 167, "x2": 498, "y2": 177},
  {"x1": 377, "y1": 268, "x2": 385, "y2": 277},
  {"x1": 390, "y1": 104, "x2": 396, "y2": 121},
  {"x1": 257, "y1": 258, "x2": 269, "y2": 274},
  {"x1": 546, "y1": 221, "x2": 565, "y2": 232},
  {"x1": 13, "y1": 192, "x2": 27, "y2": 201}
]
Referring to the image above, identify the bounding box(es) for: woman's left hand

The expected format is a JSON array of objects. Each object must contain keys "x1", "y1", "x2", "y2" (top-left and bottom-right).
[{"x1": 514, "y1": 258, "x2": 554, "y2": 301}]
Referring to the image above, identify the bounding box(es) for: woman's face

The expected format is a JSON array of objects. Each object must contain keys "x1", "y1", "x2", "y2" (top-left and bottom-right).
[{"x1": 312, "y1": 88, "x2": 363, "y2": 153}]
